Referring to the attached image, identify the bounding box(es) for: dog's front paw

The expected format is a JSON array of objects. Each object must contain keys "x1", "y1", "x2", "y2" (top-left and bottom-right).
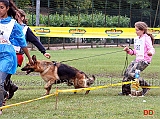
[{"x1": 43, "y1": 92, "x2": 49, "y2": 96}]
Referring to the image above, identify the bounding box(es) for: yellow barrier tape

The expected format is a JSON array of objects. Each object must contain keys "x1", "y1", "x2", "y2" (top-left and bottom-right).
[
  {"x1": 0, "y1": 93, "x2": 56, "y2": 110},
  {"x1": 57, "y1": 81, "x2": 136, "y2": 93},
  {"x1": 1, "y1": 80, "x2": 160, "y2": 110},
  {"x1": 0, "y1": 81, "x2": 133, "y2": 110},
  {"x1": 140, "y1": 86, "x2": 160, "y2": 89}
]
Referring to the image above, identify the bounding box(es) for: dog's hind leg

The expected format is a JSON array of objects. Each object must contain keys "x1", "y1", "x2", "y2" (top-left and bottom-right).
[{"x1": 85, "y1": 90, "x2": 90, "y2": 95}]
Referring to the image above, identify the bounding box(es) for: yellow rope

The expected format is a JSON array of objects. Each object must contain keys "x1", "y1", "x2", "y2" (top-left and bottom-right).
[{"x1": 0, "y1": 80, "x2": 159, "y2": 110}]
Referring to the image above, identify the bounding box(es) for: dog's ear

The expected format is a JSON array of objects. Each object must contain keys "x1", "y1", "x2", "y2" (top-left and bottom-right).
[{"x1": 32, "y1": 55, "x2": 37, "y2": 62}]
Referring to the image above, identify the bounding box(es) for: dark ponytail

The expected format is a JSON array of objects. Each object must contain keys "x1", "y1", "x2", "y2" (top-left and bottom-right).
[{"x1": 146, "y1": 33, "x2": 155, "y2": 45}]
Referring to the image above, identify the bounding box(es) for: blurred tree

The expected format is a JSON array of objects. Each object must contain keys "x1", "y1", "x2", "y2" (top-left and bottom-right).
[
  {"x1": 14, "y1": 0, "x2": 31, "y2": 9},
  {"x1": 29, "y1": 0, "x2": 158, "y2": 13}
]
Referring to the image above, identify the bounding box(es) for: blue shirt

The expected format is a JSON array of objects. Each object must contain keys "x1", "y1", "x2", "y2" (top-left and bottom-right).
[{"x1": 0, "y1": 17, "x2": 27, "y2": 74}]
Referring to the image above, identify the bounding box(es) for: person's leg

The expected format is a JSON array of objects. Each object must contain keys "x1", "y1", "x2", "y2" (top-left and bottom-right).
[
  {"x1": 0, "y1": 71, "x2": 8, "y2": 114},
  {"x1": 4, "y1": 74, "x2": 12, "y2": 92},
  {"x1": 121, "y1": 60, "x2": 137, "y2": 95},
  {"x1": 138, "y1": 78, "x2": 150, "y2": 95},
  {"x1": 8, "y1": 80, "x2": 18, "y2": 99},
  {"x1": 4, "y1": 74, "x2": 18, "y2": 99},
  {"x1": 122, "y1": 81, "x2": 131, "y2": 95},
  {"x1": 136, "y1": 61, "x2": 150, "y2": 96},
  {"x1": 4, "y1": 53, "x2": 23, "y2": 100}
]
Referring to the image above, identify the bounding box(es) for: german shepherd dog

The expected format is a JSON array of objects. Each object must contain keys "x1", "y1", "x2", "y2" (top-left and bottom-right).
[{"x1": 21, "y1": 55, "x2": 95, "y2": 95}]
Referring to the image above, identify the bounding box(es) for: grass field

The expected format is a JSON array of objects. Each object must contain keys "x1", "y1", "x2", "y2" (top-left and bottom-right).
[{"x1": 1, "y1": 46, "x2": 160, "y2": 119}]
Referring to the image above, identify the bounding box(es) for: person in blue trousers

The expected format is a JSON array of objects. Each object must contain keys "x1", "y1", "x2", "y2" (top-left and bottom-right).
[
  {"x1": 4, "y1": 9, "x2": 51, "y2": 100},
  {"x1": 0, "y1": 0, "x2": 33, "y2": 115}
]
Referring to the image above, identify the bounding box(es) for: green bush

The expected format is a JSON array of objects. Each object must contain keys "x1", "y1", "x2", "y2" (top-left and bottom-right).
[{"x1": 27, "y1": 13, "x2": 130, "y2": 27}]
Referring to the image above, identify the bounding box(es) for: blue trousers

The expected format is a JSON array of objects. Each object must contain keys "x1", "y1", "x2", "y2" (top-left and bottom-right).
[{"x1": 0, "y1": 71, "x2": 8, "y2": 107}]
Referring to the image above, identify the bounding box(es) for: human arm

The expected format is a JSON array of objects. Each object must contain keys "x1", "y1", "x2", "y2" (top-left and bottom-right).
[
  {"x1": 123, "y1": 47, "x2": 136, "y2": 55},
  {"x1": 10, "y1": 23, "x2": 33, "y2": 64},
  {"x1": 25, "y1": 27, "x2": 51, "y2": 59},
  {"x1": 145, "y1": 35, "x2": 155, "y2": 56},
  {"x1": 21, "y1": 47, "x2": 33, "y2": 64}
]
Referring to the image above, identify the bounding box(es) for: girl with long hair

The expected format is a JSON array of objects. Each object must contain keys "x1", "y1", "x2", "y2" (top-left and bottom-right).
[{"x1": 0, "y1": 0, "x2": 33, "y2": 114}]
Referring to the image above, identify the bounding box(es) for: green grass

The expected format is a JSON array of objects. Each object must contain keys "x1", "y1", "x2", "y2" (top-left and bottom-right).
[{"x1": 1, "y1": 46, "x2": 160, "y2": 119}]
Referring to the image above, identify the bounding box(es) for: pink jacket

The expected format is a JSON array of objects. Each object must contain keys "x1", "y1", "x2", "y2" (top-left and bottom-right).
[{"x1": 127, "y1": 34, "x2": 155, "y2": 63}]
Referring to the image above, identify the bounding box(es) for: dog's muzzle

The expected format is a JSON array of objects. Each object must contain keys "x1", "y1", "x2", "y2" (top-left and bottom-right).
[{"x1": 21, "y1": 68, "x2": 34, "y2": 75}]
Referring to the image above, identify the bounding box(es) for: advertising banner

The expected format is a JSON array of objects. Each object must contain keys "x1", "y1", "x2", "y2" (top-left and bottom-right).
[{"x1": 30, "y1": 27, "x2": 160, "y2": 39}]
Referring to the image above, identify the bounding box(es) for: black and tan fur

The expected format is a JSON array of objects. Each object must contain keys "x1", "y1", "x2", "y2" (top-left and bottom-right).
[
  {"x1": 21, "y1": 55, "x2": 95, "y2": 95},
  {"x1": 129, "y1": 90, "x2": 143, "y2": 97}
]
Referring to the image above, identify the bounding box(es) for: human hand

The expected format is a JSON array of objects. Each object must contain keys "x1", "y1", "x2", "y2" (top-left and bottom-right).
[
  {"x1": 147, "y1": 51, "x2": 152, "y2": 56},
  {"x1": 44, "y1": 53, "x2": 51, "y2": 59},
  {"x1": 28, "y1": 58, "x2": 34, "y2": 65},
  {"x1": 123, "y1": 47, "x2": 130, "y2": 52}
]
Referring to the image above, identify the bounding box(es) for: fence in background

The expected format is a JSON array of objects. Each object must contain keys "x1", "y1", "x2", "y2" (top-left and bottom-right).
[
  {"x1": 14, "y1": 0, "x2": 160, "y2": 27},
  {"x1": 13, "y1": 0, "x2": 160, "y2": 48}
]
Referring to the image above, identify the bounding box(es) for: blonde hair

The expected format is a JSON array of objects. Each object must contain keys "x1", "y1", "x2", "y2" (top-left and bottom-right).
[
  {"x1": 17, "y1": 9, "x2": 28, "y2": 24},
  {"x1": 135, "y1": 21, "x2": 155, "y2": 45}
]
